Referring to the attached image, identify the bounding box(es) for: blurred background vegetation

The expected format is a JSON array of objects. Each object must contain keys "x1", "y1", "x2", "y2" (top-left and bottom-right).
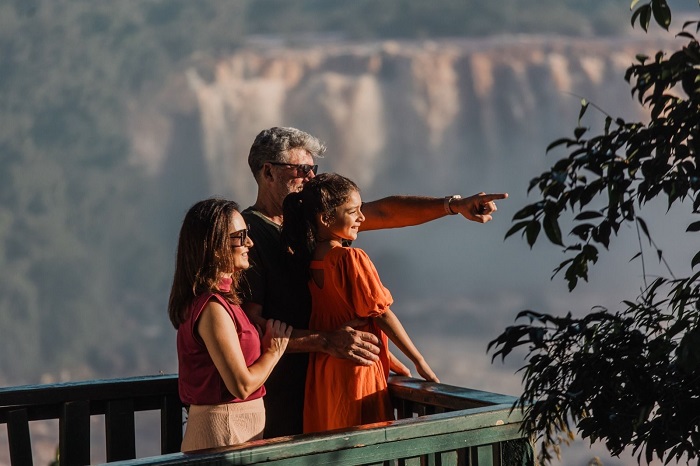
[{"x1": 0, "y1": 0, "x2": 688, "y2": 383}]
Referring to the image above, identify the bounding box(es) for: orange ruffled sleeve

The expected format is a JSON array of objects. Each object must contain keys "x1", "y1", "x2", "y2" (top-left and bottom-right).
[{"x1": 327, "y1": 247, "x2": 393, "y2": 318}]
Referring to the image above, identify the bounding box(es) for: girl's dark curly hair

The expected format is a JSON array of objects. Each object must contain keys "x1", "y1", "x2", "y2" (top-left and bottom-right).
[{"x1": 281, "y1": 173, "x2": 359, "y2": 269}]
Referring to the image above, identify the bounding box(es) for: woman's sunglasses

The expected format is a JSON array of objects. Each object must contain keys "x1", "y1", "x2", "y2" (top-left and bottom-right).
[{"x1": 229, "y1": 226, "x2": 250, "y2": 247}]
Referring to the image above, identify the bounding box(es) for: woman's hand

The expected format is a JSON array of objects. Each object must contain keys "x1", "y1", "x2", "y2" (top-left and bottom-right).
[
  {"x1": 262, "y1": 319, "x2": 292, "y2": 357},
  {"x1": 414, "y1": 358, "x2": 439, "y2": 383}
]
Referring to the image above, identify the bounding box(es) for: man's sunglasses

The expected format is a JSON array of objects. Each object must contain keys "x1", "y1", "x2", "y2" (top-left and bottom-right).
[
  {"x1": 229, "y1": 226, "x2": 250, "y2": 247},
  {"x1": 268, "y1": 162, "x2": 318, "y2": 177}
]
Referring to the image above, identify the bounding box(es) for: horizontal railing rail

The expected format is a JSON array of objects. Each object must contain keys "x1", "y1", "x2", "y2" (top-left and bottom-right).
[{"x1": 0, "y1": 374, "x2": 532, "y2": 466}]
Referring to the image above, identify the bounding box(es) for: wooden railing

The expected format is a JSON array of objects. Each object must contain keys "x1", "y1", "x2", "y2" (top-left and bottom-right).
[{"x1": 0, "y1": 374, "x2": 533, "y2": 466}]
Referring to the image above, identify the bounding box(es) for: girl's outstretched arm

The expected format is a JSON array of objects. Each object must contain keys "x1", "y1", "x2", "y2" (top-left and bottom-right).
[
  {"x1": 374, "y1": 309, "x2": 439, "y2": 382},
  {"x1": 389, "y1": 351, "x2": 411, "y2": 377}
]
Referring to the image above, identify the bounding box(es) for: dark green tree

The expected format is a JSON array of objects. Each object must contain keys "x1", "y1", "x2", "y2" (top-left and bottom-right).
[{"x1": 489, "y1": 0, "x2": 700, "y2": 464}]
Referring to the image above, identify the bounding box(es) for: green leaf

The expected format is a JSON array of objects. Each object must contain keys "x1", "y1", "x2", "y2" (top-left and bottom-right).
[
  {"x1": 552, "y1": 158, "x2": 573, "y2": 172},
  {"x1": 578, "y1": 99, "x2": 589, "y2": 123},
  {"x1": 526, "y1": 220, "x2": 541, "y2": 248},
  {"x1": 551, "y1": 257, "x2": 575, "y2": 278},
  {"x1": 630, "y1": 0, "x2": 642, "y2": 9},
  {"x1": 651, "y1": 0, "x2": 671, "y2": 30},
  {"x1": 582, "y1": 244, "x2": 599, "y2": 263},
  {"x1": 633, "y1": 4, "x2": 652, "y2": 31},
  {"x1": 676, "y1": 327, "x2": 700, "y2": 373},
  {"x1": 564, "y1": 261, "x2": 581, "y2": 291},
  {"x1": 640, "y1": 4, "x2": 652, "y2": 31},
  {"x1": 513, "y1": 203, "x2": 541, "y2": 220},
  {"x1": 544, "y1": 213, "x2": 564, "y2": 246},
  {"x1": 686, "y1": 221, "x2": 700, "y2": 232},
  {"x1": 592, "y1": 221, "x2": 611, "y2": 249},
  {"x1": 638, "y1": 217, "x2": 651, "y2": 241},
  {"x1": 546, "y1": 138, "x2": 572, "y2": 153},
  {"x1": 575, "y1": 211, "x2": 604, "y2": 220},
  {"x1": 505, "y1": 221, "x2": 530, "y2": 240},
  {"x1": 631, "y1": 5, "x2": 644, "y2": 29},
  {"x1": 571, "y1": 223, "x2": 593, "y2": 240},
  {"x1": 574, "y1": 126, "x2": 587, "y2": 140},
  {"x1": 692, "y1": 251, "x2": 700, "y2": 269}
]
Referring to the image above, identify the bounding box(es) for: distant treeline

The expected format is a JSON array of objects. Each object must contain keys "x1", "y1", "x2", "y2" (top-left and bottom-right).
[
  {"x1": 244, "y1": 0, "x2": 628, "y2": 39},
  {"x1": 0, "y1": 0, "x2": 638, "y2": 383}
]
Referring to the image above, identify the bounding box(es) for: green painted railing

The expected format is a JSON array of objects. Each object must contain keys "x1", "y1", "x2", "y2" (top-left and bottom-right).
[{"x1": 0, "y1": 374, "x2": 533, "y2": 466}]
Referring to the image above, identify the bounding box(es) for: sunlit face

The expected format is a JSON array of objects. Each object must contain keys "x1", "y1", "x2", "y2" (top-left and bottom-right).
[
  {"x1": 269, "y1": 147, "x2": 316, "y2": 205},
  {"x1": 326, "y1": 190, "x2": 364, "y2": 242},
  {"x1": 229, "y1": 210, "x2": 253, "y2": 271}
]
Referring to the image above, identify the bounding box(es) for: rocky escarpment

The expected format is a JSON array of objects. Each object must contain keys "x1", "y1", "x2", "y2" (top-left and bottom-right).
[{"x1": 131, "y1": 35, "x2": 679, "y2": 204}]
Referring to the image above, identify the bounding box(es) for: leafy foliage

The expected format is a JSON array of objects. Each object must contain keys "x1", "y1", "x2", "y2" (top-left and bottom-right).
[{"x1": 491, "y1": 0, "x2": 700, "y2": 463}]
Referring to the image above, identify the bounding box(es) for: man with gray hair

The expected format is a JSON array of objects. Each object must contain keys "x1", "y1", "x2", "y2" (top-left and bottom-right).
[{"x1": 241, "y1": 126, "x2": 507, "y2": 438}]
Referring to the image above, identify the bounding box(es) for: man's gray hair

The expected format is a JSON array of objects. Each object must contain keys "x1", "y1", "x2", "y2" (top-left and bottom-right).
[{"x1": 248, "y1": 127, "x2": 326, "y2": 178}]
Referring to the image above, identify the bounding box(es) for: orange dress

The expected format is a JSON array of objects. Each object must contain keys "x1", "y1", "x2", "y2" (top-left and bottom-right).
[{"x1": 303, "y1": 247, "x2": 394, "y2": 433}]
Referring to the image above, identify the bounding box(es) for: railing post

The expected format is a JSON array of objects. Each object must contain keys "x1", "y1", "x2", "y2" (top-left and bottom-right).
[
  {"x1": 7, "y1": 408, "x2": 33, "y2": 466},
  {"x1": 502, "y1": 438, "x2": 535, "y2": 466},
  {"x1": 470, "y1": 444, "x2": 494, "y2": 466},
  {"x1": 106, "y1": 398, "x2": 136, "y2": 461},
  {"x1": 161, "y1": 393, "x2": 183, "y2": 454},
  {"x1": 60, "y1": 400, "x2": 91, "y2": 466},
  {"x1": 456, "y1": 447, "x2": 468, "y2": 466}
]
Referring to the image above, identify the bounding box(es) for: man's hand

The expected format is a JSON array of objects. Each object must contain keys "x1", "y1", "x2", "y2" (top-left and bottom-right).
[
  {"x1": 323, "y1": 319, "x2": 380, "y2": 365},
  {"x1": 452, "y1": 192, "x2": 508, "y2": 223}
]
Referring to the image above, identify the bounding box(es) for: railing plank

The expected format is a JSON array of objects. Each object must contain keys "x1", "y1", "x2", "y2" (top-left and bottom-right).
[
  {"x1": 103, "y1": 405, "x2": 526, "y2": 466},
  {"x1": 0, "y1": 375, "x2": 178, "y2": 409},
  {"x1": 106, "y1": 399, "x2": 136, "y2": 461},
  {"x1": 7, "y1": 408, "x2": 33, "y2": 466},
  {"x1": 388, "y1": 377, "x2": 518, "y2": 411}
]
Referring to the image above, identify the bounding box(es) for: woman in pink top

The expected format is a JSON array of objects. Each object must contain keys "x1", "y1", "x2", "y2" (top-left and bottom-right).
[{"x1": 168, "y1": 198, "x2": 292, "y2": 451}]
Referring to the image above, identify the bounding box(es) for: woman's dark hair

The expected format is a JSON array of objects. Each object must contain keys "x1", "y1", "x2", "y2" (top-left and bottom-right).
[
  {"x1": 168, "y1": 198, "x2": 243, "y2": 329},
  {"x1": 281, "y1": 173, "x2": 359, "y2": 268}
]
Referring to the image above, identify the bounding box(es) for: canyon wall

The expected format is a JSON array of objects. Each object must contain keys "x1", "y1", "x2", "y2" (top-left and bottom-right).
[{"x1": 131, "y1": 35, "x2": 676, "y2": 207}]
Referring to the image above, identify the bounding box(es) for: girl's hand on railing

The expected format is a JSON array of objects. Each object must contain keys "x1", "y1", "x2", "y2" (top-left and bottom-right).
[{"x1": 415, "y1": 358, "x2": 439, "y2": 383}]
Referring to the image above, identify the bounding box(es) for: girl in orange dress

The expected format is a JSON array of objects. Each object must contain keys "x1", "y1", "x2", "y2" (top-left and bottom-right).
[{"x1": 282, "y1": 173, "x2": 439, "y2": 433}]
